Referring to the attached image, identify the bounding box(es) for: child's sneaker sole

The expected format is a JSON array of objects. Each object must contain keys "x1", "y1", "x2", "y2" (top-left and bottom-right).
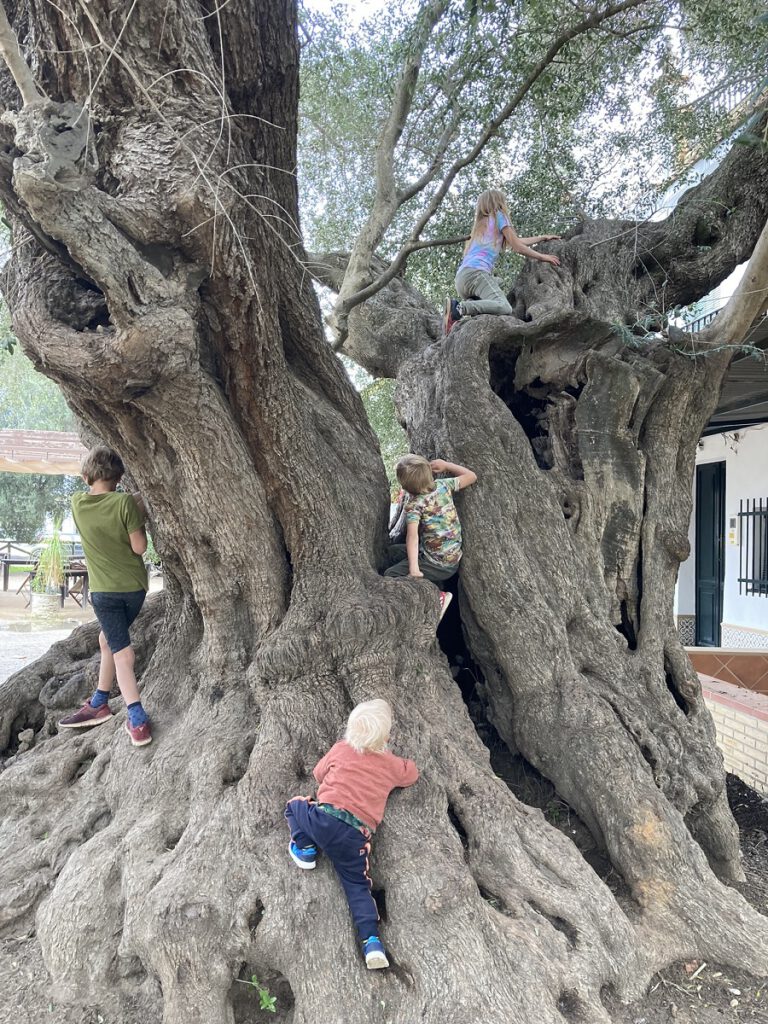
[
  {"x1": 365, "y1": 950, "x2": 390, "y2": 969},
  {"x1": 438, "y1": 590, "x2": 453, "y2": 622},
  {"x1": 288, "y1": 842, "x2": 316, "y2": 869}
]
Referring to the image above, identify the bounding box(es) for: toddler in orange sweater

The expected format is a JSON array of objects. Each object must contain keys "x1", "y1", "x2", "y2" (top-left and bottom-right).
[{"x1": 284, "y1": 699, "x2": 419, "y2": 969}]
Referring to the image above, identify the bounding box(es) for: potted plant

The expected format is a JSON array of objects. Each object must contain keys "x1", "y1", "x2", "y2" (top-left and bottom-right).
[{"x1": 29, "y1": 520, "x2": 66, "y2": 616}]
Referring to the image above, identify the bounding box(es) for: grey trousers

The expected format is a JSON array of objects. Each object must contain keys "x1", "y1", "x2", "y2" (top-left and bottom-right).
[
  {"x1": 384, "y1": 544, "x2": 456, "y2": 586},
  {"x1": 455, "y1": 266, "x2": 514, "y2": 316}
]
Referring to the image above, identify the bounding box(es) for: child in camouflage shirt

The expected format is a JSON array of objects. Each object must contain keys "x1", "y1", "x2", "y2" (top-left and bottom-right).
[{"x1": 384, "y1": 454, "x2": 477, "y2": 620}]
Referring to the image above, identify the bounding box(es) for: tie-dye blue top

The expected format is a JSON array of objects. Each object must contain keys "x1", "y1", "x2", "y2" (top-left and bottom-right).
[
  {"x1": 459, "y1": 211, "x2": 510, "y2": 273},
  {"x1": 405, "y1": 477, "x2": 462, "y2": 567}
]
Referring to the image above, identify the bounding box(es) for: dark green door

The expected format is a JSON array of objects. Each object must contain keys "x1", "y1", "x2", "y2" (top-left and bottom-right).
[{"x1": 695, "y1": 461, "x2": 725, "y2": 646}]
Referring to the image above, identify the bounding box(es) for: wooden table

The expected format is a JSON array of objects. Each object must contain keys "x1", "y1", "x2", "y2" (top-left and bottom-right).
[{"x1": 20, "y1": 567, "x2": 90, "y2": 608}]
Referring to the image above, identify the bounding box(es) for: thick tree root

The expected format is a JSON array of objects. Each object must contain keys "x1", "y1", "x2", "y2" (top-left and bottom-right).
[{"x1": 0, "y1": 579, "x2": 698, "y2": 1023}]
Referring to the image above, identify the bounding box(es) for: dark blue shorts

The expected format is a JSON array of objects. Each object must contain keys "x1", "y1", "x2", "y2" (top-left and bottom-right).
[{"x1": 91, "y1": 590, "x2": 146, "y2": 654}]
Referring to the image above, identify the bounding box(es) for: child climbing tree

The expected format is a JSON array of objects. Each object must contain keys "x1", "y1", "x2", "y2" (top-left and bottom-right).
[{"x1": 0, "y1": 1, "x2": 767, "y2": 1022}]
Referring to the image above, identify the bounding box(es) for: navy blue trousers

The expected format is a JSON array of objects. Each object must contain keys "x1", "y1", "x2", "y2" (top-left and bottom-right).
[
  {"x1": 285, "y1": 798, "x2": 378, "y2": 943},
  {"x1": 91, "y1": 589, "x2": 145, "y2": 654}
]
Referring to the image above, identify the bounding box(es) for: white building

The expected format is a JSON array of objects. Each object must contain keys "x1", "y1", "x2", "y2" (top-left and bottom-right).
[
  {"x1": 673, "y1": 280, "x2": 768, "y2": 648},
  {"x1": 676, "y1": 418, "x2": 768, "y2": 648},
  {"x1": 661, "y1": 80, "x2": 768, "y2": 650}
]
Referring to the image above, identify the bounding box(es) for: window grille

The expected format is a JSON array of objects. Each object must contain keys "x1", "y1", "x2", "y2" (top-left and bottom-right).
[{"x1": 738, "y1": 498, "x2": 768, "y2": 596}]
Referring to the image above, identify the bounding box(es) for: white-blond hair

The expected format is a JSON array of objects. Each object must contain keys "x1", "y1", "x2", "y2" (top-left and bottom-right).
[{"x1": 345, "y1": 699, "x2": 392, "y2": 753}]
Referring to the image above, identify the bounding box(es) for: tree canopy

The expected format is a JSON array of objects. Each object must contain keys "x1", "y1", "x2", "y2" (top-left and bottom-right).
[
  {"x1": 0, "y1": 338, "x2": 76, "y2": 433},
  {"x1": 300, "y1": 0, "x2": 767, "y2": 310}
]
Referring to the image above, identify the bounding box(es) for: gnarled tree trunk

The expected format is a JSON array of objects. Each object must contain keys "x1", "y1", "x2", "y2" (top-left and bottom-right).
[{"x1": 0, "y1": 3, "x2": 767, "y2": 1023}]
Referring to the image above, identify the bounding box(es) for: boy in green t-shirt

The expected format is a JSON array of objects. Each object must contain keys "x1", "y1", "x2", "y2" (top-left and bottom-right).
[{"x1": 59, "y1": 446, "x2": 152, "y2": 746}]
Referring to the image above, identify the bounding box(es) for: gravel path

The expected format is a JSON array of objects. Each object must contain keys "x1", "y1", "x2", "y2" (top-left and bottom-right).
[{"x1": 0, "y1": 626, "x2": 76, "y2": 685}]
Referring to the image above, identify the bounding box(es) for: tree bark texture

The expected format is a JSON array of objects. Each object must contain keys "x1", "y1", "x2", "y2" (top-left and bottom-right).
[{"x1": 0, "y1": 4, "x2": 767, "y2": 1024}]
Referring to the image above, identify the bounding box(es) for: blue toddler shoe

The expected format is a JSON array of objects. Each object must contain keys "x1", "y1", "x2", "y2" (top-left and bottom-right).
[
  {"x1": 363, "y1": 935, "x2": 389, "y2": 970},
  {"x1": 288, "y1": 840, "x2": 317, "y2": 869}
]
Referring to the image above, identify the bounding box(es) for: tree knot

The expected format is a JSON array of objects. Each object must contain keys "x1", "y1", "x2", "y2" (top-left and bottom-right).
[{"x1": 10, "y1": 101, "x2": 94, "y2": 194}]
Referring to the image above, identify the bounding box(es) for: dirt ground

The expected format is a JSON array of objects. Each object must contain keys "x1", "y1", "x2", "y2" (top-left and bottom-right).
[
  {"x1": 605, "y1": 775, "x2": 768, "y2": 1024},
  {"x1": 1, "y1": 772, "x2": 766, "y2": 1023}
]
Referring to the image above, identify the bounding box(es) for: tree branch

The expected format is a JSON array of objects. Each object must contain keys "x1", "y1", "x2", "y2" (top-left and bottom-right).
[
  {"x1": 397, "y1": 68, "x2": 472, "y2": 205},
  {"x1": 332, "y1": 0, "x2": 651, "y2": 336},
  {"x1": 328, "y1": 0, "x2": 449, "y2": 346},
  {"x1": 375, "y1": 0, "x2": 450, "y2": 201},
  {"x1": 0, "y1": 1, "x2": 44, "y2": 106},
  {"x1": 673, "y1": 214, "x2": 768, "y2": 352},
  {"x1": 408, "y1": 233, "x2": 469, "y2": 252}
]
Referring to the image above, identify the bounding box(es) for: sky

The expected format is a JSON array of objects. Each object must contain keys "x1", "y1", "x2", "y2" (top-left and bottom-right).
[{"x1": 302, "y1": 0, "x2": 389, "y2": 27}]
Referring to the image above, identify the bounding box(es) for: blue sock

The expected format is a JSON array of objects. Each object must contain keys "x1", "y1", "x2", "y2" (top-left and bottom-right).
[
  {"x1": 90, "y1": 689, "x2": 110, "y2": 709},
  {"x1": 127, "y1": 701, "x2": 148, "y2": 728}
]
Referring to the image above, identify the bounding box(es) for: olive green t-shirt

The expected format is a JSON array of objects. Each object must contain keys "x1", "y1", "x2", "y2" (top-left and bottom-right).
[{"x1": 72, "y1": 491, "x2": 148, "y2": 594}]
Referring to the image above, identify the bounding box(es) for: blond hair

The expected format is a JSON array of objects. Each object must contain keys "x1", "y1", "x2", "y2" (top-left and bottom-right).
[
  {"x1": 396, "y1": 454, "x2": 434, "y2": 496},
  {"x1": 81, "y1": 446, "x2": 124, "y2": 486},
  {"x1": 345, "y1": 699, "x2": 392, "y2": 753},
  {"x1": 465, "y1": 188, "x2": 510, "y2": 253}
]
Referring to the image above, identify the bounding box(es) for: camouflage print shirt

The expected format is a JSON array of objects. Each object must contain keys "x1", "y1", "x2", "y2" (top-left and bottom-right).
[{"x1": 405, "y1": 477, "x2": 462, "y2": 567}]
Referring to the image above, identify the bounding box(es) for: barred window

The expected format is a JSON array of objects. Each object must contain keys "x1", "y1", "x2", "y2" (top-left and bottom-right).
[{"x1": 738, "y1": 499, "x2": 768, "y2": 596}]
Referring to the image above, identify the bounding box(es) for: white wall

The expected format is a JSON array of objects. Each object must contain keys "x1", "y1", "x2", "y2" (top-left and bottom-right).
[
  {"x1": 677, "y1": 424, "x2": 768, "y2": 630},
  {"x1": 696, "y1": 263, "x2": 746, "y2": 318}
]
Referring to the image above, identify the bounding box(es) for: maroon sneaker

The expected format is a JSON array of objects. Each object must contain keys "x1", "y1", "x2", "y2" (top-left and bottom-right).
[
  {"x1": 443, "y1": 297, "x2": 462, "y2": 335},
  {"x1": 58, "y1": 701, "x2": 113, "y2": 729},
  {"x1": 125, "y1": 721, "x2": 152, "y2": 747},
  {"x1": 438, "y1": 591, "x2": 453, "y2": 622}
]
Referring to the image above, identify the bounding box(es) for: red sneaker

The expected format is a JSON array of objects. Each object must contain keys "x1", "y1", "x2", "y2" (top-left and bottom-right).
[
  {"x1": 438, "y1": 591, "x2": 453, "y2": 622},
  {"x1": 58, "y1": 701, "x2": 113, "y2": 729},
  {"x1": 125, "y1": 720, "x2": 152, "y2": 747}
]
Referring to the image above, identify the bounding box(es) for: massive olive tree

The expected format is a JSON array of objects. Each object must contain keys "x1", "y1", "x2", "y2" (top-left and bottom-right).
[{"x1": 0, "y1": 2, "x2": 767, "y2": 1022}]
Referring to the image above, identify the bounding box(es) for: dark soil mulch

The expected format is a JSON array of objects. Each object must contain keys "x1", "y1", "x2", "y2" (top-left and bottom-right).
[{"x1": 491, "y1": 746, "x2": 768, "y2": 1024}]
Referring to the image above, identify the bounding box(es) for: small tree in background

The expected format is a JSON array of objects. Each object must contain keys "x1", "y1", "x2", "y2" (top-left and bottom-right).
[
  {"x1": 0, "y1": 330, "x2": 83, "y2": 541},
  {"x1": 0, "y1": 474, "x2": 82, "y2": 543}
]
